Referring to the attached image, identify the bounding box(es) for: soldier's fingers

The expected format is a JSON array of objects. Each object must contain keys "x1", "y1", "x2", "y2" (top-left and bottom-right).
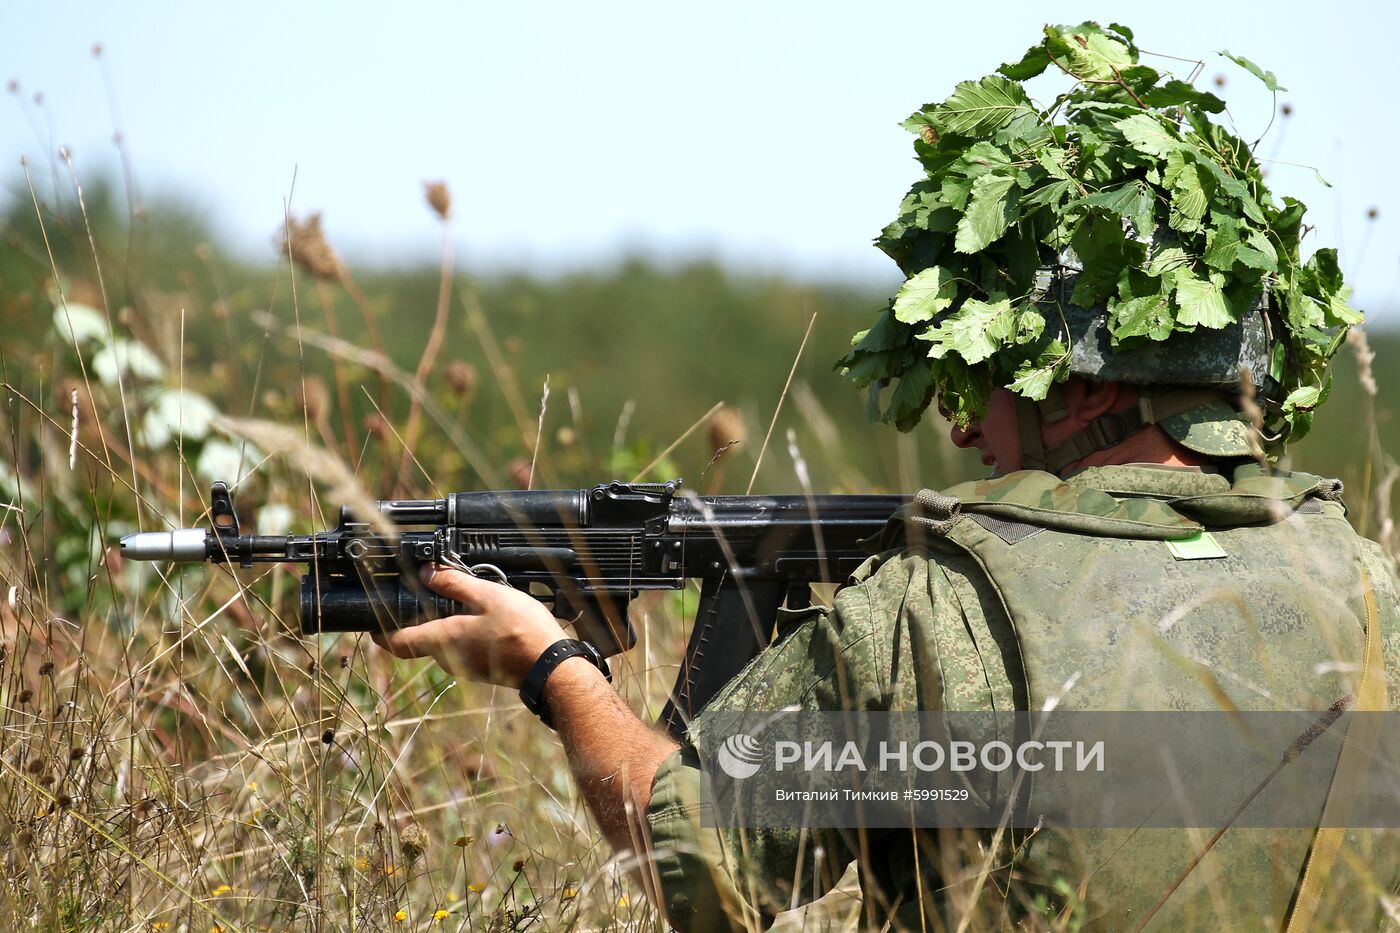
[
  {"x1": 419, "y1": 564, "x2": 502, "y2": 609},
  {"x1": 370, "y1": 627, "x2": 435, "y2": 660}
]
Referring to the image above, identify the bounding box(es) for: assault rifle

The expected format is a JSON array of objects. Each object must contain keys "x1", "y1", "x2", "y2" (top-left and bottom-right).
[{"x1": 120, "y1": 480, "x2": 903, "y2": 737}]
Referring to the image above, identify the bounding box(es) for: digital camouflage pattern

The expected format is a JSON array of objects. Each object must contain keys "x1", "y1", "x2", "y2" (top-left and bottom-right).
[
  {"x1": 1156, "y1": 399, "x2": 1254, "y2": 458},
  {"x1": 645, "y1": 464, "x2": 1400, "y2": 931}
]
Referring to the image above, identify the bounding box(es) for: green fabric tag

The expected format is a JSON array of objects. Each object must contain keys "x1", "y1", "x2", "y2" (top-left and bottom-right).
[{"x1": 1166, "y1": 531, "x2": 1227, "y2": 560}]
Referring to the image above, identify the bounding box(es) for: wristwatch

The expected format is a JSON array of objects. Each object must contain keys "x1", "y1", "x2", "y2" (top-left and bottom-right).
[{"x1": 519, "y1": 639, "x2": 611, "y2": 728}]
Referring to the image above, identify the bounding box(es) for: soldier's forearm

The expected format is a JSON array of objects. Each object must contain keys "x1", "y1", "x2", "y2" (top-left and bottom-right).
[{"x1": 545, "y1": 658, "x2": 680, "y2": 864}]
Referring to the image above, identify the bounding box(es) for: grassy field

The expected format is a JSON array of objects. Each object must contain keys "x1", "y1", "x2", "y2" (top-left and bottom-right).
[{"x1": 1, "y1": 175, "x2": 1397, "y2": 931}]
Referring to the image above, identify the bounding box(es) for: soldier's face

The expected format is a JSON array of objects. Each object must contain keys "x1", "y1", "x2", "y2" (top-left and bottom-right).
[{"x1": 947, "y1": 388, "x2": 1023, "y2": 475}]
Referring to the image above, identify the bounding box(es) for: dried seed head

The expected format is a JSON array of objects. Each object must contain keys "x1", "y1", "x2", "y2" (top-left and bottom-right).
[
  {"x1": 69, "y1": 747, "x2": 84, "y2": 761},
  {"x1": 445, "y1": 361, "x2": 477, "y2": 399},
  {"x1": 424, "y1": 181, "x2": 452, "y2": 220},
  {"x1": 280, "y1": 213, "x2": 347, "y2": 283},
  {"x1": 339, "y1": 655, "x2": 350, "y2": 669},
  {"x1": 512, "y1": 858, "x2": 525, "y2": 872},
  {"x1": 26, "y1": 758, "x2": 43, "y2": 773},
  {"x1": 321, "y1": 728, "x2": 335, "y2": 745},
  {"x1": 708, "y1": 405, "x2": 746, "y2": 454},
  {"x1": 38, "y1": 661, "x2": 53, "y2": 676},
  {"x1": 363, "y1": 413, "x2": 391, "y2": 440},
  {"x1": 400, "y1": 822, "x2": 429, "y2": 863},
  {"x1": 1367, "y1": 207, "x2": 1379, "y2": 220},
  {"x1": 307, "y1": 660, "x2": 318, "y2": 675},
  {"x1": 1213, "y1": 74, "x2": 1226, "y2": 88},
  {"x1": 57, "y1": 794, "x2": 73, "y2": 809},
  {"x1": 299, "y1": 377, "x2": 330, "y2": 422},
  {"x1": 1281, "y1": 102, "x2": 1293, "y2": 117},
  {"x1": 506, "y1": 458, "x2": 532, "y2": 489},
  {"x1": 16, "y1": 688, "x2": 32, "y2": 704},
  {"x1": 37, "y1": 773, "x2": 53, "y2": 786}
]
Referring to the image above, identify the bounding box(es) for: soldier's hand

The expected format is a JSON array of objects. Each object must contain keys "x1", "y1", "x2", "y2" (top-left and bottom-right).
[{"x1": 370, "y1": 564, "x2": 567, "y2": 688}]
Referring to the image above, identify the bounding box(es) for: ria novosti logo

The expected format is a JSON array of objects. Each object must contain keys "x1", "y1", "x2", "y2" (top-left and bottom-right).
[{"x1": 716, "y1": 734, "x2": 764, "y2": 779}]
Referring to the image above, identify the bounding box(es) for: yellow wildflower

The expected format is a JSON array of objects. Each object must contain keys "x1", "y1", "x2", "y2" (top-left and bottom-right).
[
  {"x1": 355, "y1": 856, "x2": 371, "y2": 871},
  {"x1": 211, "y1": 884, "x2": 233, "y2": 896},
  {"x1": 433, "y1": 909, "x2": 450, "y2": 922},
  {"x1": 246, "y1": 781, "x2": 257, "y2": 790},
  {"x1": 453, "y1": 834, "x2": 473, "y2": 847},
  {"x1": 393, "y1": 909, "x2": 407, "y2": 922},
  {"x1": 467, "y1": 882, "x2": 485, "y2": 893},
  {"x1": 562, "y1": 886, "x2": 578, "y2": 900},
  {"x1": 617, "y1": 895, "x2": 630, "y2": 908}
]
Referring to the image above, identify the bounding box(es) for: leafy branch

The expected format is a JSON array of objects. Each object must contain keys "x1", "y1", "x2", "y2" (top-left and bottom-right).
[{"x1": 838, "y1": 21, "x2": 1359, "y2": 449}]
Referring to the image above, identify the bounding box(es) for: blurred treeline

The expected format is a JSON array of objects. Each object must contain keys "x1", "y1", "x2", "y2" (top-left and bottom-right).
[{"x1": 1, "y1": 177, "x2": 1393, "y2": 515}]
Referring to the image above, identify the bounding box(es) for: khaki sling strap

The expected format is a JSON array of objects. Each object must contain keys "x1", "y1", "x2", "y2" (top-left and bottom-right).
[{"x1": 1284, "y1": 565, "x2": 1387, "y2": 933}]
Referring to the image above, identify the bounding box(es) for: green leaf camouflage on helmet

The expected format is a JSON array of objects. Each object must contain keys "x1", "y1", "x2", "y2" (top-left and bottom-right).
[{"x1": 837, "y1": 22, "x2": 1360, "y2": 454}]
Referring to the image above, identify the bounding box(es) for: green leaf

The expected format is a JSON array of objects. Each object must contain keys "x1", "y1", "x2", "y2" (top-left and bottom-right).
[
  {"x1": 892, "y1": 266, "x2": 960, "y2": 324},
  {"x1": 1238, "y1": 230, "x2": 1278, "y2": 272},
  {"x1": 955, "y1": 173, "x2": 1019, "y2": 253},
  {"x1": 1052, "y1": 26, "x2": 1135, "y2": 82},
  {"x1": 1218, "y1": 50, "x2": 1287, "y2": 92},
  {"x1": 1079, "y1": 181, "x2": 1156, "y2": 235},
  {"x1": 1036, "y1": 148, "x2": 1072, "y2": 180},
  {"x1": 1115, "y1": 114, "x2": 1181, "y2": 159},
  {"x1": 1327, "y1": 285, "x2": 1363, "y2": 326},
  {"x1": 1081, "y1": 181, "x2": 1145, "y2": 214},
  {"x1": 1168, "y1": 162, "x2": 1210, "y2": 232},
  {"x1": 1070, "y1": 213, "x2": 1139, "y2": 306},
  {"x1": 1146, "y1": 245, "x2": 1192, "y2": 278},
  {"x1": 1109, "y1": 291, "x2": 1175, "y2": 342},
  {"x1": 1203, "y1": 216, "x2": 1242, "y2": 270},
  {"x1": 921, "y1": 296, "x2": 1016, "y2": 364},
  {"x1": 1008, "y1": 341, "x2": 1067, "y2": 399},
  {"x1": 1282, "y1": 384, "x2": 1321, "y2": 413},
  {"x1": 1022, "y1": 178, "x2": 1076, "y2": 211},
  {"x1": 1139, "y1": 80, "x2": 1226, "y2": 113},
  {"x1": 1174, "y1": 270, "x2": 1234, "y2": 329},
  {"x1": 886, "y1": 359, "x2": 935, "y2": 430},
  {"x1": 998, "y1": 44, "x2": 1052, "y2": 80},
  {"x1": 940, "y1": 176, "x2": 974, "y2": 211},
  {"x1": 928, "y1": 76, "x2": 1039, "y2": 137}
]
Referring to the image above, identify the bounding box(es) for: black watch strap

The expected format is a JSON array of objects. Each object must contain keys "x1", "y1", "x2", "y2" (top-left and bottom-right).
[{"x1": 519, "y1": 639, "x2": 611, "y2": 728}]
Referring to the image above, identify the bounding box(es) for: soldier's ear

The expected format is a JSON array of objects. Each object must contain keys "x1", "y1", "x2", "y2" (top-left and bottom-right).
[{"x1": 1064, "y1": 378, "x2": 1130, "y2": 425}]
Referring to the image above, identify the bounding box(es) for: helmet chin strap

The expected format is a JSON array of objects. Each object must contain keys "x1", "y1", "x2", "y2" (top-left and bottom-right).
[{"x1": 1012, "y1": 387, "x2": 1227, "y2": 475}]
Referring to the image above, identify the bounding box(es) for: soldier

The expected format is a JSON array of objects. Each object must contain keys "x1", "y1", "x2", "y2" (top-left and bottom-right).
[{"x1": 373, "y1": 24, "x2": 1400, "y2": 932}]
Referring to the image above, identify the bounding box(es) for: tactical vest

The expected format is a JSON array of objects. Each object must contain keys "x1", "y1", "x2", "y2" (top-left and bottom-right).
[{"x1": 896, "y1": 463, "x2": 1398, "y2": 930}]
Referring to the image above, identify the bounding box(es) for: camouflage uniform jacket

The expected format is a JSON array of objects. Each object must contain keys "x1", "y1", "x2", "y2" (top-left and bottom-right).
[{"x1": 644, "y1": 462, "x2": 1400, "y2": 931}]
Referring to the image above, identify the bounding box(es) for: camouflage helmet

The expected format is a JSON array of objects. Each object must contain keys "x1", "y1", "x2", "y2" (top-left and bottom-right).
[
  {"x1": 1012, "y1": 265, "x2": 1279, "y2": 471},
  {"x1": 838, "y1": 22, "x2": 1359, "y2": 472}
]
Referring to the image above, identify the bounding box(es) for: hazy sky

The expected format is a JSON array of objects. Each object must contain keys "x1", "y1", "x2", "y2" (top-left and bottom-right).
[{"x1": 4, "y1": 1, "x2": 1397, "y2": 315}]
